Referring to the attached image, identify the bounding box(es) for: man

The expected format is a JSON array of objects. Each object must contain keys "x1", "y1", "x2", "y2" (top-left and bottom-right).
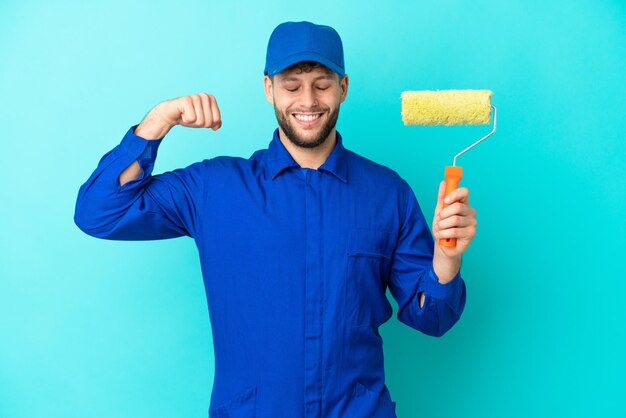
[{"x1": 75, "y1": 21, "x2": 475, "y2": 418}]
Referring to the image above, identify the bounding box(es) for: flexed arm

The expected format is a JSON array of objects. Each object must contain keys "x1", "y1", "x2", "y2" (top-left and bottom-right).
[
  {"x1": 119, "y1": 94, "x2": 222, "y2": 185},
  {"x1": 74, "y1": 94, "x2": 222, "y2": 240}
]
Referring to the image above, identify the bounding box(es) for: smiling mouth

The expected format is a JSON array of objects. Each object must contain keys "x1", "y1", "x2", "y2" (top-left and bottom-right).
[{"x1": 292, "y1": 112, "x2": 324, "y2": 122}]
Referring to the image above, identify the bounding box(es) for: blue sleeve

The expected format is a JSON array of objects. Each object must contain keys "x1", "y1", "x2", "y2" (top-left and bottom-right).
[
  {"x1": 388, "y1": 180, "x2": 467, "y2": 337},
  {"x1": 74, "y1": 125, "x2": 205, "y2": 240}
]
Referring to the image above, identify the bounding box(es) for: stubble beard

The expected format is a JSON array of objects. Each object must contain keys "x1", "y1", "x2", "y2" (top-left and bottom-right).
[{"x1": 274, "y1": 104, "x2": 340, "y2": 149}]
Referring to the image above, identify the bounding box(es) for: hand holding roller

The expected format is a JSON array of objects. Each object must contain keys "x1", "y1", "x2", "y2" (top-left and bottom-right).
[{"x1": 401, "y1": 90, "x2": 497, "y2": 247}]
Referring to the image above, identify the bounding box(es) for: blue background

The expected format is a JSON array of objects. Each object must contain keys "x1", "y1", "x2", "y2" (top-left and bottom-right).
[{"x1": 1, "y1": 0, "x2": 624, "y2": 417}]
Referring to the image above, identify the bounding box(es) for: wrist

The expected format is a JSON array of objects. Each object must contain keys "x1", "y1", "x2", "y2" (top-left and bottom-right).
[
  {"x1": 432, "y1": 254, "x2": 461, "y2": 284},
  {"x1": 134, "y1": 106, "x2": 173, "y2": 140}
]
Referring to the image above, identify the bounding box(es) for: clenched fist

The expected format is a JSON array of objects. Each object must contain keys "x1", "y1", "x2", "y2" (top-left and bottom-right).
[
  {"x1": 156, "y1": 93, "x2": 222, "y2": 130},
  {"x1": 135, "y1": 93, "x2": 222, "y2": 140},
  {"x1": 430, "y1": 181, "x2": 477, "y2": 283}
]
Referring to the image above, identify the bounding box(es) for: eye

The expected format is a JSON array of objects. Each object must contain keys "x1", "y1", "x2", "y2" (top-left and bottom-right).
[
  {"x1": 316, "y1": 86, "x2": 329, "y2": 91},
  {"x1": 286, "y1": 88, "x2": 298, "y2": 92}
]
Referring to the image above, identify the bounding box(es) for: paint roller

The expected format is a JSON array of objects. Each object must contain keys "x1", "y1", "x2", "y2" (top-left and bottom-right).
[{"x1": 401, "y1": 90, "x2": 497, "y2": 247}]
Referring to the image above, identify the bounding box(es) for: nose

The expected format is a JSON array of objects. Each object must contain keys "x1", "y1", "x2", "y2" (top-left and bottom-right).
[{"x1": 299, "y1": 85, "x2": 319, "y2": 109}]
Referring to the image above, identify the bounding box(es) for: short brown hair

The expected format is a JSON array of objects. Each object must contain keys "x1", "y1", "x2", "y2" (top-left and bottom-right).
[{"x1": 270, "y1": 61, "x2": 338, "y2": 83}]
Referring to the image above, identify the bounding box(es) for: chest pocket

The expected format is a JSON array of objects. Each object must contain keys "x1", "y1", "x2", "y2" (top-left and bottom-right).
[{"x1": 345, "y1": 228, "x2": 396, "y2": 327}]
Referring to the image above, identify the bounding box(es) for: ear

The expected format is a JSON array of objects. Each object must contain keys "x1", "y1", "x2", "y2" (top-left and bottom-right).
[
  {"x1": 339, "y1": 74, "x2": 349, "y2": 104},
  {"x1": 264, "y1": 75, "x2": 274, "y2": 105}
]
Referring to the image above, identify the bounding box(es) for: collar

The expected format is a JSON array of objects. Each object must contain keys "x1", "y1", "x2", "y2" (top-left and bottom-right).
[{"x1": 266, "y1": 128, "x2": 348, "y2": 183}]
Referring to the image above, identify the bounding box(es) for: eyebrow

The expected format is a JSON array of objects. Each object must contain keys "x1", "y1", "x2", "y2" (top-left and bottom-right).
[{"x1": 279, "y1": 74, "x2": 335, "y2": 83}]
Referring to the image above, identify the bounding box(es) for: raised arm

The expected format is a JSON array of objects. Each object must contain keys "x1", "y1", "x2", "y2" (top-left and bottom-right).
[
  {"x1": 119, "y1": 94, "x2": 222, "y2": 185},
  {"x1": 74, "y1": 94, "x2": 222, "y2": 240}
]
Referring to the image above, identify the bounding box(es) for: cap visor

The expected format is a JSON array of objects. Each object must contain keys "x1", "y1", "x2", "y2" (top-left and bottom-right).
[{"x1": 267, "y1": 51, "x2": 344, "y2": 77}]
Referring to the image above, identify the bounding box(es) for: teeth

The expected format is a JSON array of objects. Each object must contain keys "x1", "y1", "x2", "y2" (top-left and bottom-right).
[{"x1": 294, "y1": 113, "x2": 321, "y2": 122}]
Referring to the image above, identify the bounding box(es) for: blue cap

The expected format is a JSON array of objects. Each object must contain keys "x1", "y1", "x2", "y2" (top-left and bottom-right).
[{"x1": 264, "y1": 21, "x2": 345, "y2": 78}]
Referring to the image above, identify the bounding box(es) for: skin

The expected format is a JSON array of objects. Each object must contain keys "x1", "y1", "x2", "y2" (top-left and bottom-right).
[
  {"x1": 431, "y1": 182, "x2": 477, "y2": 301},
  {"x1": 263, "y1": 65, "x2": 348, "y2": 169},
  {"x1": 119, "y1": 64, "x2": 478, "y2": 309}
]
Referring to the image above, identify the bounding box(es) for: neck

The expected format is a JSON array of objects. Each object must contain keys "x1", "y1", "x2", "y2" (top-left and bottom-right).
[{"x1": 278, "y1": 128, "x2": 337, "y2": 169}]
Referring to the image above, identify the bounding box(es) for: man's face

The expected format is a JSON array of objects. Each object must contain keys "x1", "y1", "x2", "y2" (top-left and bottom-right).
[{"x1": 264, "y1": 65, "x2": 349, "y2": 149}]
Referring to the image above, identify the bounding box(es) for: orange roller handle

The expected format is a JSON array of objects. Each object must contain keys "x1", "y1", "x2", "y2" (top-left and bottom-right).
[{"x1": 439, "y1": 166, "x2": 463, "y2": 247}]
